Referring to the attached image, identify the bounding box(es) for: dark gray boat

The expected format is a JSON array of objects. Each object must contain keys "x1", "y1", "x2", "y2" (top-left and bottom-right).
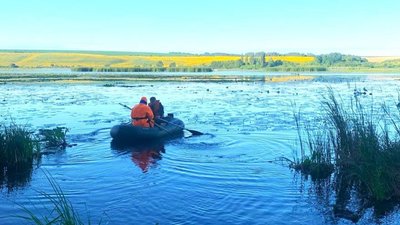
[{"x1": 110, "y1": 116, "x2": 184, "y2": 143}]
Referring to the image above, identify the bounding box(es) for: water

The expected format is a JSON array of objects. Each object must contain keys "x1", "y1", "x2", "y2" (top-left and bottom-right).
[
  {"x1": 1, "y1": 75, "x2": 400, "y2": 224},
  {"x1": 1, "y1": 67, "x2": 400, "y2": 77}
]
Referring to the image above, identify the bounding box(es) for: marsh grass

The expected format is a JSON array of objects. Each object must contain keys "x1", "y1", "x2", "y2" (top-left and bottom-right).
[
  {"x1": 18, "y1": 172, "x2": 97, "y2": 225},
  {"x1": 292, "y1": 88, "x2": 400, "y2": 221},
  {"x1": 322, "y1": 90, "x2": 400, "y2": 202},
  {"x1": 39, "y1": 127, "x2": 69, "y2": 149},
  {"x1": 291, "y1": 108, "x2": 334, "y2": 180},
  {"x1": 0, "y1": 123, "x2": 40, "y2": 191},
  {"x1": 0, "y1": 123, "x2": 40, "y2": 168},
  {"x1": 1, "y1": 124, "x2": 71, "y2": 191}
]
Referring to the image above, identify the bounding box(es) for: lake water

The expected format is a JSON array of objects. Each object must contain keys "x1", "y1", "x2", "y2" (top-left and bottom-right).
[{"x1": 1, "y1": 74, "x2": 400, "y2": 224}]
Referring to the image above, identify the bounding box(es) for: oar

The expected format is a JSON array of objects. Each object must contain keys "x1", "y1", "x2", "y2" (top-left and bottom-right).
[
  {"x1": 119, "y1": 103, "x2": 203, "y2": 135},
  {"x1": 118, "y1": 103, "x2": 171, "y2": 133},
  {"x1": 119, "y1": 103, "x2": 132, "y2": 110},
  {"x1": 157, "y1": 118, "x2": 203, "y2": 136}
]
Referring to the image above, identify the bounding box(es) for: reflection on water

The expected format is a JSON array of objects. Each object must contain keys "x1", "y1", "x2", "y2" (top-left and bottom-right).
[
  {"x1": 111, "y1": 140, "x2": 165, "y2": 173},
  {"x1": 0, "y1": 162, "x2": 35, "y2": 192},
  {"x1": 297, "y1": 174, "x2": 400, "y2": 224}
]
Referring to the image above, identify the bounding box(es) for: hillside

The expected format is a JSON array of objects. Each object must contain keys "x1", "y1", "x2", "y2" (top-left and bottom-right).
[{"x1": 0, "y1": 51, "x2": 315, "y2": 68}]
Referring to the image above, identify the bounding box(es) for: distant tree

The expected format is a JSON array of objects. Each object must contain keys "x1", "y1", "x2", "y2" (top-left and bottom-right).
[
  {"x1": 255, "y1": 52, "x2": 266, "y2": 66},
  {"x1": 169, "y1": 62, "x2": 176, "y2": 68},
  {"x1": 156, "y1": 61, "x2": 164, "y2": 67},
  {"x1": 209, "y1": 60, "x2": 244, "y2": 69},
  {"x1": 316, "y1": 53, "x2": 367, "y2": 66},
  {"x1": 9, "y1": 63, "x2": 18, "y2": 68},
  {"x1": 244, "y1": 52, "x2": 256, "y2": 65},
  {"x1": 265, "y1": 58, "x2": 283, "y2": 67},
  {"x1": 241, "y1": 55, "x2": 248, "y2": 65}
]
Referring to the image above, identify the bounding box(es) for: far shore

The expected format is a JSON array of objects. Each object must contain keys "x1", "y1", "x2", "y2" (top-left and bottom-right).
[
  {"x1": 1, "y1": 68, "x2": 400, "y2": 84},
  {"x1": 0, "y1": 72, "x2": 314, "y2": 83}
]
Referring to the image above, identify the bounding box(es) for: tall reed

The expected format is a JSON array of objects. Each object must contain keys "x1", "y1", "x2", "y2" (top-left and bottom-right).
[
  {"x1": 18, "y1": 172, "x2": 98, "y2": 225},
  {"x1": 0, "y1": 123, "x2": 40, "y2": 169},
  {"x1": 293, "y1": 89, "x2": 400, "y2": 200}
]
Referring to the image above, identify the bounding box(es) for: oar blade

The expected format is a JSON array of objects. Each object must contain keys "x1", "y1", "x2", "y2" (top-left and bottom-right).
[{"x1": 187, "y1": 129, "x2": 203, "y2": 136}]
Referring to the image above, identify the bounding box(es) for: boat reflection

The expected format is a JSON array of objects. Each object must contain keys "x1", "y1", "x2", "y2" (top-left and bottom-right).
[{"x1": 111, "y1": 140, "x2": 165, "y2": 173}]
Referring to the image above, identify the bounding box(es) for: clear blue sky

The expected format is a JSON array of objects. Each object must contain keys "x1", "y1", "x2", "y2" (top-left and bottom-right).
[{"x1": 1, "y1": 0, "x2": 399, "y2": 55}]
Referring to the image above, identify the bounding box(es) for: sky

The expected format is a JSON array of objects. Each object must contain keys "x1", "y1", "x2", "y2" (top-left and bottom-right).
[{"x1": 0, "y1": 0, "x2": 399, "y2": 56}]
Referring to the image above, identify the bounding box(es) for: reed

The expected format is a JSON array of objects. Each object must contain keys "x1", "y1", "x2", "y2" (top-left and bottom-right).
[
  {"x1": 321, "y1": 90, "x2": 400, "y2": 201},
  {"x1": 0, "y1": 123, "x2": 40, "y2": 168},
  {"x1": 18, "y1": 172, "x2": 96, "y2": 225},
  {"x1": 292, "y1": 88, "x2": 400, "y2": 221},
  {"x1": 291, "y1": 109, "x2": 334, "y2": 180},
  {"x1": 1, "y1": 124, "x2": 70, "y2": 191},
  {"x1": 39, "y1": 127, "x2": 69, "y2": 149}
]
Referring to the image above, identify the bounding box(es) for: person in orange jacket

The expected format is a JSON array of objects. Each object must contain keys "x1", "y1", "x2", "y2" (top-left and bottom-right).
[{"x1": 131, "y1": 97, "x2": 154, "y2": 127}]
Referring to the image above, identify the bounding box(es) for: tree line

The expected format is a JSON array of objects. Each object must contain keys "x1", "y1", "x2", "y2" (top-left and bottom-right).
[{"x1": 208, "y1": 52, "x2": 400, "y2": 71}]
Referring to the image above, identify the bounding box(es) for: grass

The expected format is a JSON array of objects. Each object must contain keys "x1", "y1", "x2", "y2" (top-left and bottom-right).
[
  {"x1": 291, "y1": 108, "x2": 334, "y2": 180},
  {"x1": 0, "y1": 123, "x2": 40, "y2": 168},
  {"x1": 39, "y1": 127, "x2": 69, "y2": 149},
  {"x1": 291, "y1": 88, "x2": 400, "y2": 221},
  {"x1": 0, "y1": 124, "x2": 71, "y2": 191},
  {"x1": 0, "y1": 51, "x2": 315, "y2": 68},
  {"x1": 0, "y1": 123, "x2": 40, "y2": 191},
  {"x1": 365, "y1": 56, "x2": 400, "y2": 63},
  {"x1": 18, "y1": 171, "x2": 97, "y2": 225}
]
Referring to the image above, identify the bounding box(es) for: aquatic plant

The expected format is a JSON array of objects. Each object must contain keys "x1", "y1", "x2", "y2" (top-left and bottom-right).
[
  {"x1": 18, "y1": 172, "x2": 99, "y2": 225},
  {"x1": 1, "y1": 124, "x2": 71, "y2": 191},
  {"x1": 291, "y1": 108, "x2": 334, "y2": 180},
  {"x1": 39, "y1": 127, "x2": 69, "y2": 149},
  {"x1": 322, "y1": 90, "x2": 400, "y2": 201},
  {"x1": 292, "y1": 88, "x2": 400, "y2": 221},
  {"x1": 0, "y1": 123, "x2": 40, "y2": 191},
  {"x1": 0, "y1": 123, "x2": 40, "y2": 168}
]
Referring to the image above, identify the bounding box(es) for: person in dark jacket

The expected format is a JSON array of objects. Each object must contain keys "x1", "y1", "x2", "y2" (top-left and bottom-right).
[{"x1": 149, "y1": 97, "x2": 164, "y2": 119}]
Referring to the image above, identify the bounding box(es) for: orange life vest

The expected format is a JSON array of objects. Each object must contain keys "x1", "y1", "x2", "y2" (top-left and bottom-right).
[{"x1": 131, "y1": 103, "x2": 154, "y2": 127}]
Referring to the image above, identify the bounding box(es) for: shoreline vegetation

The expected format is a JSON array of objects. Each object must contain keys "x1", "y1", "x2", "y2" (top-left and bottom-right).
[
  {"x1": 1, "y1": 51, "x2": 400, "y2": 74},
  {"x1": 0, "y1": 123, "x2": 69, "y2": 191},
  {"x1": 289, "y1": 89, "x2": 400, "y2": 222},
  {"x1": 18, "y1": 171, "x2": 95, "y2": 225},
  {"x1": 0, "y1": 73, "x2": 316, "y2": 83}
]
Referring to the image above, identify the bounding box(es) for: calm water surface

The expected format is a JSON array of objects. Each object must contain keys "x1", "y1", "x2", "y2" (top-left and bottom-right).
[{"x1": 1, "y1": 75, "x2": 400, "y2": 225}]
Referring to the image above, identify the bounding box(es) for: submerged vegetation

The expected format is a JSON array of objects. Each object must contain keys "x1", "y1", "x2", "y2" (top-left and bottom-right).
[{"x1": 291, "y1": 89, "x2": 400, "y2": 221}]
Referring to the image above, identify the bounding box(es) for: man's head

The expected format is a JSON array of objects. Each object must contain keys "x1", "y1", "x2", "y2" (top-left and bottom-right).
[
  {"x1": 140, "y1": 96, "x2": 147, "y2": 104},
  {"x1": 150, "y1": 97, "x2": 156, "y2": 103}
]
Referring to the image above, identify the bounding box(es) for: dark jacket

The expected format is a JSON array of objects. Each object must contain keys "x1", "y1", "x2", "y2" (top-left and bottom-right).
[{"x1": 149, "y1": 100, "x2": 164, "y2": 118}]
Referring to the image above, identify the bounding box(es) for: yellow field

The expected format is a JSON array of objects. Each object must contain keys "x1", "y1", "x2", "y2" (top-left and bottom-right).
[
  {"x1": 0, "y1": 52, "x2": 315, "y2": 68},
  {"x1": 265, "y1": 75, "x2": 314, "y2": 82},
  {"x1": 365, "y1": 56, "x2": 400, "y2": 63}
]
